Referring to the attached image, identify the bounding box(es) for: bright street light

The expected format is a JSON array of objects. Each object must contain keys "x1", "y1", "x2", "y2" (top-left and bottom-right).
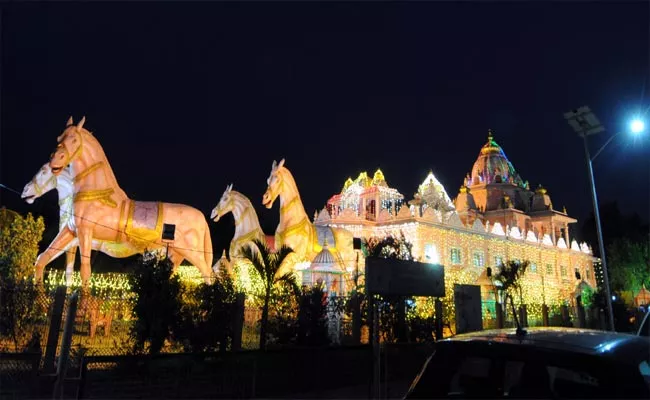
[{"x1": 630, "y1": 119, "x2": 645, "y2": 134}]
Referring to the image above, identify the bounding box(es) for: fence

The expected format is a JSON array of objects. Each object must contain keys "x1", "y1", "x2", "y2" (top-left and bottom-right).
[{"x1": 0, "y1": 279, "x2": 617, "y2": 399}]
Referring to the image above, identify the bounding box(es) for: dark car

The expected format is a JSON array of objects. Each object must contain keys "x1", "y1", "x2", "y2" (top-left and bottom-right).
[
  {"x1": 638, "y1": 310, "x2": 649, "y2": 337},
  {"x1": 404, "y1": 327, "x2": 650, "y2": 399}
]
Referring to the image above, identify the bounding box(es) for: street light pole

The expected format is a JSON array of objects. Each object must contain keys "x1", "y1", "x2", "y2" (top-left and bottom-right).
[
  {"x1": 581, "y1": 134, "x2": 616, "y2": 331},
  {"x1": 564, "y1": 106, "x2": 615, "y2": 331}
]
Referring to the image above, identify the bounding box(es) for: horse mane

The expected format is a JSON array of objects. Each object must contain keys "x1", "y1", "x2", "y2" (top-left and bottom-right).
[
  {"x1": 278, "y1": 166, "x2": 307, "y2": 214},
  {"x1": 231, "y1": 191, "x2": 262, "y2": 226},
  {"x1": 79, "y1": 130, "x2": 127, "y2": 200}
]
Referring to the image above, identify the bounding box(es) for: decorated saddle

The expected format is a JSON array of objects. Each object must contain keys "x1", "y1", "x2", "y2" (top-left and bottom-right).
[{"x1": 121, "y1": 200, "x2": 164, "y2": 248}]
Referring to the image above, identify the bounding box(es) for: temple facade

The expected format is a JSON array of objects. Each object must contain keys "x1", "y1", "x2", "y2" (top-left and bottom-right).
[{"x1": 314, "y1": 131, "x2": 597, "y2": 315}]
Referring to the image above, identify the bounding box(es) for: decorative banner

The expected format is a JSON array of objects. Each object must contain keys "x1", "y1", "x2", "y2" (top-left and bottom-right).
[{"x1": 454, "y1": 284, "x2": 483, "y2": 334}]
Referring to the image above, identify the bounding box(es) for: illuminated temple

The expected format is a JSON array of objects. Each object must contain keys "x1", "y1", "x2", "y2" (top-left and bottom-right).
[{"x1": 314, "y1": 131, "x2": 597, "y2": 317}]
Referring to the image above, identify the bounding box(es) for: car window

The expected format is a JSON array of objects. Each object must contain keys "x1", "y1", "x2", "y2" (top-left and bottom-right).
[
  {"x1": 448, "y1": 356, "x2": 497, "y2": 397},
  {"x1": 640, "y1": 361, "x2": 650, "y2": 391},
  {"x1": 548, "y1": 365, "x2": 600, "y2": 397}
]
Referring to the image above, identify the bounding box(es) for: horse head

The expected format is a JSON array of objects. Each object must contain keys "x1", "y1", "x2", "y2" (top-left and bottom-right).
[
  {"x1": 262, "y1": 158, "x2": 285, "y2": 209},
  {"x1": 211, "y1": 183, "x2": 235, "y2": 222},
  {"x1": 50, "y1": 116, "x2": 89, "y2": 175},
  {"x1": 22, "y1": 163, "x2": 58, "y2": 204}
]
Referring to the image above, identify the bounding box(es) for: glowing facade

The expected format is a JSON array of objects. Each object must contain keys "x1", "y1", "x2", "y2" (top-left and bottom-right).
[{"x1": 315, "y1": 131, "x2": 597, "y2": 310}]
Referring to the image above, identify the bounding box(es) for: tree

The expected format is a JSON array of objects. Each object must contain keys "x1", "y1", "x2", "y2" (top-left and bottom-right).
[
  {"x1": 178, "y1": 268, "x2": 238, "y2": 352},
  {"x1": 0, "y1": 209, "x2": 44, "y2": 352},
  {"x1": 241, "y1": 239, "x2": 297, "y2": 350},
  {"x1": 128, "y1": 255, "x2": 183, "y2": 354},
  {"x1": 0, "y1": 208, "x2": 45, "y2": 282},
  {"x1": 607, "y1": 236, "x2": 650, "y2": 297},
  {"x1": 365, "y1": 232, "x2": 414, "y2": 342},
  {"x1": 297, "y1": 284, "x2": 330, "y2": 346},
  {"x1": 492, "y1": 260, "x2": 529, "y2": 333}
]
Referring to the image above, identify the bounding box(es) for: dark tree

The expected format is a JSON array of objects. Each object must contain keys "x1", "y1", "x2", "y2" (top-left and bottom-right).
[{"x1": 129, "y1": 255, "x2": 183, "y2": 354}]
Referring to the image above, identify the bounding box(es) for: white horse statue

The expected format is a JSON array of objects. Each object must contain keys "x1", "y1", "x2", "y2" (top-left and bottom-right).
[
  {"x1": 262, "y1": 159, "x2": 354, "y2": 272},
  {"x1": 22, "y1": 163, "x2": 141, "y2": 286},
  {"x1": 43, "y1": 116, "x2": 213, "y2": 286},
  {"x1": 211, "y1": 184, "x2": 274, "y2": 260}
]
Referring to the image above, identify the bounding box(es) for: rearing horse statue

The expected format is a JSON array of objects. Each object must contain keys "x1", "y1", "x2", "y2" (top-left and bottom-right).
[
  {"x1": 262, "y1": 159, "x2": 354, "y2": 270},
  {"x1": 45, "y1": 117, "x2": 213, "y2": 286}
]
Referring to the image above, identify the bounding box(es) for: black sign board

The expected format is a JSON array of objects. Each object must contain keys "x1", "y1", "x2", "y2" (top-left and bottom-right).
[{"x1": 365, "y1": 257, "x2": 445, "y2": 297}]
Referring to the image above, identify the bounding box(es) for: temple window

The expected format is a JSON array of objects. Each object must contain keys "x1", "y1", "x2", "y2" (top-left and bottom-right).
[
  {"x1": 472, "y1": 251, "x2": 485, "y2": 267},
  {"x1": 586, "y1": 267, "x2": 591, "y2": 280},
  {"x1": 529, "y1": 263, "x2": 537, "y2": 273},
  {"x1": 560, "y1": 265, "x2": 568, "y2": 277},
  {"x1": 546, "y1": 264, "x2": 554, "y2": 275},
  {"x1": 424, "y1": 243, "x2": 440, "y2": 264},
  {"x1": 450, "y1": 248, "x2": 462, "y2": 265},
  {"x1": 494, "y1": 255, "x2": 504, "y2": 267}
]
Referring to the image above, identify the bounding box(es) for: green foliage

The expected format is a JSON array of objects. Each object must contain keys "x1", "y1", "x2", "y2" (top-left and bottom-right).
[
  {"x1": 0, "y1": 282, "x2": 40, "y2": 352},
  {"x1": 607, "y1": 237, "x2": 650, "y2": 296},
  {"x1": 241, "y1": 239, "x2": 297, "y2": 350},
  {"x1": 0, "y1": 209, "x2": 45, "y2": 282},
  {"x1": 128, "y1": 255, "x2": 182, "y2": 354},
  {"x1": 581, "y1": 286, "x2": 596, "y2": 309},
  {"x1": 492, "y1": 260, "x2": 529, "y2": 329},
  {"x1": 409, "y1": 314, "x2": 436, "y2": 343},
  {"x1": 365, "y1": 231, "x2": 414, "y2": 261},
  {"x1": 177, "y1": 268, "x2": 238, "y2": 352},
  {"x1": 297, "y1": 284, "x2": 330, "y2": 346}
]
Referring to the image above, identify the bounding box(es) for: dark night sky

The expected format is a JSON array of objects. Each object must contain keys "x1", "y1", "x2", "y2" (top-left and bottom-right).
[{"x1": 1, "y1": 2, "x2": 648, "y2": 263}]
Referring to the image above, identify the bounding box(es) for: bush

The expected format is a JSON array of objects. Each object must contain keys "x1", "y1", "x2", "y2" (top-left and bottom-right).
[
  {"x1": 297, "y1": 285, "x2": 330, "y2": 346},
  {"x1": 178, "y1": 269, "x2": 238, "y2": 352},
  {"x1": 128, "y1": 255, "x2": 182, "y2": 354}
]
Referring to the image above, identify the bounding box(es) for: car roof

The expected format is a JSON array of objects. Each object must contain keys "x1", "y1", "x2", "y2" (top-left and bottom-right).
[{"x1": 441, "y1": 327, "x2": 650, "y2": 359}]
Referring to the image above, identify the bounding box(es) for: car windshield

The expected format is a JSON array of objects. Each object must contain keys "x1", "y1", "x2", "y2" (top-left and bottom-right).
[{"x1": 406, "y1": 342, "x2": 648, "y2": 399}]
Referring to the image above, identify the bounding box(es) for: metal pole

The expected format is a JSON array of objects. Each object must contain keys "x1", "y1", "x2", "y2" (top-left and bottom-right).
[
  {"x1": 53, "y1": 289, "x2": 80, "y2": 399},
  {"x1": 582, "y1": 135, "x2": 615, "y2": 331}
]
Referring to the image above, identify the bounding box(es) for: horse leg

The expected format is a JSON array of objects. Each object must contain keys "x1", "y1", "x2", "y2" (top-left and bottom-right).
[
  {"x1": 34, "y1": 228, "x2": 75, "y2": 284},
  {"x1": 65, "y1": 244, "x2": 77, "y2": 286},
  {"x1": 175, "y1": 247, "x2": 212, "y2": 284},
  {"x1": 77, "y1": 230, "x2": 93, "y2": 289},
  {"x1": 168, "y1": 249, "x2": 184, "y2": 274}
]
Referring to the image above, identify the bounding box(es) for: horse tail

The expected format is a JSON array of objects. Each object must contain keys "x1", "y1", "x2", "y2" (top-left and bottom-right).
[{"x1": 204, "y1": 220, "x2": 213, "y2": 271}]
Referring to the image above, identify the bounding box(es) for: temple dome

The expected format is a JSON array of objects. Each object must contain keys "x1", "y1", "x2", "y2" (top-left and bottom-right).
[
  {"x1": 531, "y1": 184, "x2": 553, "y2": 211},
  {"x1": 310, "y1": 240, "x2": 342, "y2": 272},
  {"x1": 469, "y1": 130, "x2": 524, "y2": 187}
]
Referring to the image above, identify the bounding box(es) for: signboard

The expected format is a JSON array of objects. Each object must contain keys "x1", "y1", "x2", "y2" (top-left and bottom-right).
[
  {"x1": 454, "y1": 284, "x2": 482, "y2": 334},
  {"x1": 365, "y1": 257, "x2": 445, "y2": 297}
]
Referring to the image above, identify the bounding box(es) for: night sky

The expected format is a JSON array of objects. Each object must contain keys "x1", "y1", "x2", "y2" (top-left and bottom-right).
[{"x1": 1, "y1": 2, "x2": 648, "y2": 265}]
